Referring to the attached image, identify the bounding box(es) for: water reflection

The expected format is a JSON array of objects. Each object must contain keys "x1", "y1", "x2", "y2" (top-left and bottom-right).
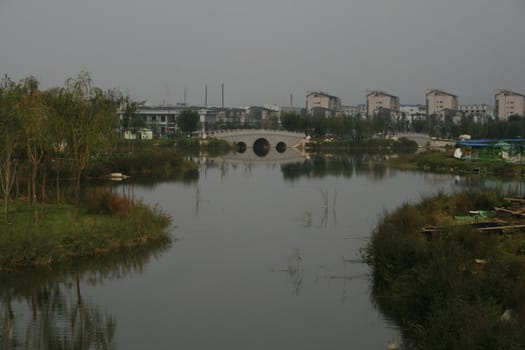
[
  {"x1": 128, "y1": 167, "x2": 200, "y2": 187},
  {"x1": 272, "y1": 250, "x2": 304, "y2": 296},
  {"x1": 315, "y1": 259, "x2": 369, "y2": 305},
  {"x1": 0, "y1": 241, "x2": 170, "y2": 350},
  {"x1": 281, "y1": 153, "x2": 391, "y2": 181},
  {"x1": 197, "y1": 151, "x2": 395, "y2": 184},
  {"x1": 211, "y1": 147, "x2": 306, "y2": 165}
]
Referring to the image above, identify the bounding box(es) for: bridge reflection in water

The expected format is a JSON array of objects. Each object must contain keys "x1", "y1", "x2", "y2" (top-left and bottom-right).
[{"x1": 210, "y1": 147, "x2": 306, "y2": 165}]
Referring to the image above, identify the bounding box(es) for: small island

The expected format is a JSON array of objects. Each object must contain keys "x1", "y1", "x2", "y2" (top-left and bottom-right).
[{"x1": 0, "y1": 73, "x2": 180, "y2": 271}]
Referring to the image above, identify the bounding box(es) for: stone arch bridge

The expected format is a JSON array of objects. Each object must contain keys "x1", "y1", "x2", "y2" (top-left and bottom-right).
[{"x1": 207, "y1": 129, "x2": 305, "y2": 156}]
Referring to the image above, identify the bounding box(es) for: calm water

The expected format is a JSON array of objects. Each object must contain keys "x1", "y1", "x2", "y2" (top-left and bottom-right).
[{"x1": 2, "y1": 151, "x2": 516, "y2": 350}]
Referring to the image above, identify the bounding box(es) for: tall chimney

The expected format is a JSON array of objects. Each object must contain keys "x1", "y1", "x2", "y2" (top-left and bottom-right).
[
  {"x1": 205, "y1": 84, "x2": 208, "y2": 108},
  {"x1": 222, "y1": 83, "x2": 224, "y2": 108}
]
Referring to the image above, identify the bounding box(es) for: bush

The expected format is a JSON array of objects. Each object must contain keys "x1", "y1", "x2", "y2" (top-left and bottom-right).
[
  {"x1": 366, "y1": 191, "x2": 525, "y2": 349},
  {"x1": 392, "y1": 137, "x2": 418, "y2": 154}
]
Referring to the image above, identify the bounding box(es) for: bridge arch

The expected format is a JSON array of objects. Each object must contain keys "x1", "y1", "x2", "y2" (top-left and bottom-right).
[
  {"x1": 235, "y1": 141, "x2": 247, "y2": 153},
  {"x1": 253, "y1": 138, "x2": 271, "y2": 157},
  {"x1": 211, "y1": 129, "x2": 305, "y2": 151},
  {"x1": 276, "y1": 142, "x2": 287, "y2": 153}
]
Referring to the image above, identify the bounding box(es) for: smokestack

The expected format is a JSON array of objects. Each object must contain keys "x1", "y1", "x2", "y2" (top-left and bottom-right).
[
  {"x1": 205, "y1": 84, "x2": 208, "y2": 108},
  {"x1": 184, "y1": 87, "x2": 187, "y2": 105},
  {"x1": 222, "y1": 83, "x2": 224, "y2": 108},
  {"x1": 290, "y1": 93, "x2": 293, "y2": 107}
]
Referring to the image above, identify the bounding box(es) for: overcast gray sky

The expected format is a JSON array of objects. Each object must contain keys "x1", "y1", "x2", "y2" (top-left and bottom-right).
[{"x1": 1, "y1": 0, "x2": 524, "y2": 107}]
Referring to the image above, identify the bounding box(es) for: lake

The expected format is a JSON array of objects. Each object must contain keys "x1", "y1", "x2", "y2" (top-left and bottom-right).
[{"x1": 1, "y1": 150, "x2": 512, "y2": 350}]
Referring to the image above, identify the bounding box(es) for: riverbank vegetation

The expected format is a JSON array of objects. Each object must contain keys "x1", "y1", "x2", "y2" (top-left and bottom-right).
[
  {"x1": 88, "y1": 140, "x2": 199, "y2": 179},
  {"x1": 366, "y1": 191, "x2": 525, "y2": 349},
  {"x1": 173, "y1": 137, "x2": 232, "y2": 156},
  {"x1": 0, "y1": 189, "x2": 171, "y2": 271},
  {"x1": 304, "y1": 136, "x2": 418, "y2": 153},
  {"x1": 388, "y1": 151, "x2": 525, "y2": 177},
  {"x1": 0, "y1": 73, "x2": 179, "y2": 271},
  {"x1": 280, "y1": 112, "x2": 525, "y2": 141}
]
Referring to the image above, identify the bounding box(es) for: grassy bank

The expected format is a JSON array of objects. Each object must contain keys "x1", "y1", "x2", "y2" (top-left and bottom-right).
[
  {"x1": 305, "y1": 137, "x2": 418, "y2": 153},
  {"x1": 174, "y1": 137, "x2": 232, "y2": 156},
  {"x1": 85, "y1": 138, "x2": 231, "y2": 180},
  {"x1": 388, "y1": 150, "x2": 525, "y2": 177},
  {"x1": 0, "y1": 197, "x2": 171, "y2": 271},
  {"x1": 87, "y1": 140, "x2": 197, "y2": 178},
  {"x1": 366, "y1": 191, "x2": 525, "y2": 349}
]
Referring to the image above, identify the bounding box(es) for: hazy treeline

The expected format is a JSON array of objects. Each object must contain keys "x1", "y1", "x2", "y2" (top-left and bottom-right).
[{"x1": 281, "y1": 112, "x2": 525, "y2": 140}]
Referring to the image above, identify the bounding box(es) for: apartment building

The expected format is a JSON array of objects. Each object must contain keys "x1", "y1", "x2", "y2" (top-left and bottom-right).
[
  {"x1": 341, "y1": 104, "x2": 367, "y2": 117},
  {"x1": 426, "y1": 89, "x2": 458, "y2": 116},
  {"x1": 366, "y1": 91, "x2": 400, "y2": 117},
  {"x1": 495, "y1": 90, "x2": 525, "y2": 121},
  {"x1": 118, "y1": 105, "x2": 181, "y2": 138},
  {"x1": 400, "y1": 105, "x2": 426, "y2": 122},
  {"x1": 458, "y1": 104, "x2": 493, "y2": 122},
  {"x1": 306, "y1": 91, "x2": 341, "y2": 116}
]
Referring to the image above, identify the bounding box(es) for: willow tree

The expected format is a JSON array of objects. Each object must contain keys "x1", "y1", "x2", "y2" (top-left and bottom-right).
[
  {"x1": 42, "y1": 87, "x2": 68, "y2": 205},
  {"x1": 0, "y1": 76, "x2": 22, "y2": 225},
  {"x1": 18, "y1": 77, "x2": 48, "y2": 224},
  {"x1": 63, "y1": 72, "x2": 117, "y2": 221}
]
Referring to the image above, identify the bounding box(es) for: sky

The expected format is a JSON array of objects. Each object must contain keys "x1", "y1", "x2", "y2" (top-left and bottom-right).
[{"x1": 1, "y1": 0, "x2": 524, "y2": 107}]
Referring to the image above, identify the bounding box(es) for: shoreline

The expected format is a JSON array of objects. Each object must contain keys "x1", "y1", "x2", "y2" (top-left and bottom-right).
[
  {"x1": 0, "y1": 200, "x2": 172, "y2": 272},
  {"x1": 366, "y1": 191, "x2": 525, "y2": 348}
]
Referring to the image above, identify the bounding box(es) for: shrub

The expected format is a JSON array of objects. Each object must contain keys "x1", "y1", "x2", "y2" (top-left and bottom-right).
[
  {"x1": 84, "y1": 188, "x2": 132, "y2": 216},
  {"x1": 367, "y1": 191, "x2": 525, "y2": 349}
]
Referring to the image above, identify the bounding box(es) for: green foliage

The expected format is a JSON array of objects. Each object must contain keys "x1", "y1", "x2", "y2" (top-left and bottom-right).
[
  {"x1": 366, "y1": 191, "x2": 525, "y2": 349},
  {"x1": 173, "y1": 137, "x2": 231, "y2": 156},
  {"x1": 389, "y1": 151, "x2": 525, "y2": 177},
  {"x1": 93, "y1": 144, "x2": 192, "y2": 176},
  {"x1": 392, "y1": 137, "x2": 418, "y2": 154},
  {"x1": 0, "y1": 201, "x2": 171, "y2": 270},
  {"x1": 120, "y1": 98, "x2": 145, "y2": 131},
  {"x1": 177, "y1": 109, "x2": 200, "y2": 134},
  {"x1": 281, "y1": 112, "x2": 306, "y2": 131}
]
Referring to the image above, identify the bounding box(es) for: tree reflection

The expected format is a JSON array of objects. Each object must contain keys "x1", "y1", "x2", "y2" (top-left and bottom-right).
[
  {"x1": 1, "y1": 290, "x2": 17, "y2": 349},
  {"x1": 0, "y1": 240, "x2": 169, "y2": 350},
  {"x1": 280, "y1": 153, "x2": 390, "y2": 181}
]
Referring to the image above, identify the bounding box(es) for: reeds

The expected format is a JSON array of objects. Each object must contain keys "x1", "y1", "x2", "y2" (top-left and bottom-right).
[{"x1": 366, "y1": 191, "x2": 525, "y2": 349}]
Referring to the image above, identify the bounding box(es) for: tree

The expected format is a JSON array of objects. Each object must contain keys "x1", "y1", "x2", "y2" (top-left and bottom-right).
[
  {"x1": 177, "y1": 109, "x2": 200, "y2": 135},
  {"x1": 18, "y1": 77, "x2": 48, "y2": 224},
  {"x1": 120, "y1": 98, "x2": 146, "y2": 135},
  {"x1": 0, "y1": 76, "x2": 23, "y2": 225},
  {"x1": 42, "y1": 87, "x2": 71, "y2": 205},
  {"x1": 119, "y1": 97, "x2": 145, "y2": 153},
  {"x1": 281, "y1": 112, "x2": 305, "y2": 132},
  {"x1": 62, "y1": 72, "x2": 117, "y2": 221}
]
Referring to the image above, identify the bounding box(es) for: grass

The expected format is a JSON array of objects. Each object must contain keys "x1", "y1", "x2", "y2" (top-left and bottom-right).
[
  {"x1": 0, "y1": 199, "x2": 172, "y2": 271},
  {"x1": 304, "y1": 137, "x2": 419, "y2": 153},
  {"x1": 388, "y1": 150, "x2": 525, "y2": 177},
  {"x1": 365, "y1": 191, "x2": 525, "y2": 349}
]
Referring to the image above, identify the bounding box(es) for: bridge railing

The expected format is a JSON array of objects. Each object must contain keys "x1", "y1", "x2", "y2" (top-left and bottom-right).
[{"x1": 208, "y1": 129, "x2": 305, "y2": 137}]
